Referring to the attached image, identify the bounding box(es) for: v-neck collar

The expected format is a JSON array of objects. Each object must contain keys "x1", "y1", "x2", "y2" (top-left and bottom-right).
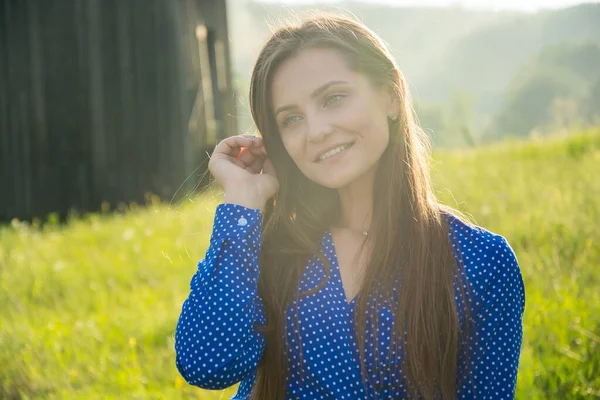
[{"x1": 325, "y1": 229, "x2": 360, "y2": 307}]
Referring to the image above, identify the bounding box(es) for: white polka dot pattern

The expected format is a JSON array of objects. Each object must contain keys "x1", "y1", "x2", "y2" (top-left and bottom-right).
[
  {"x1": 175, "y1": 204, "x2": 525, "y2": 399},
  {"x1": 175, "y1": 203, "x2": 266, "y2": 389}
]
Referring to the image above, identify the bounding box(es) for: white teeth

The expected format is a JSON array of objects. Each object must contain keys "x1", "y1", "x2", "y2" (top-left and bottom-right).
[{"x1": 319, "y1": 144, "x2": 351, "y2": 161}]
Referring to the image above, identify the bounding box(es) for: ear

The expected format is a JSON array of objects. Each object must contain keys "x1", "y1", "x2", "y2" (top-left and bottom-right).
[{"x1": 381, "y1": 84, "x2": 400, "y2": 119}]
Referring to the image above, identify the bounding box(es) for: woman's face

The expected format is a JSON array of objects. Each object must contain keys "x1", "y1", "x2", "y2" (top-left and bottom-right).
[{"x1": 270, "y1": 47, "x2": 397, "y2": 189}]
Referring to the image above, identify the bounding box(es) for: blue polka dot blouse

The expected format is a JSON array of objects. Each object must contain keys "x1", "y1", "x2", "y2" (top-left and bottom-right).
[{"x1": 175, "y1": 203, "x2": 525, "y2": 399}]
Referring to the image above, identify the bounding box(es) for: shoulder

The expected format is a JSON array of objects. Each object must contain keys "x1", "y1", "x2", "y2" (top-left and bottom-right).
[
  {"x1": 444, "y1": 212, "x2": 515, "y2": 263},
  {"x1": 443, "y1": 212, "x2": 525, "y2": 314}
]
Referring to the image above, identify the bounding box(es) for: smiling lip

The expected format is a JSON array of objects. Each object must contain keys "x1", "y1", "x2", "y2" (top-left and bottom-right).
[{"x1": 314, "y1": 141, "x2": 355, "y2": 162}]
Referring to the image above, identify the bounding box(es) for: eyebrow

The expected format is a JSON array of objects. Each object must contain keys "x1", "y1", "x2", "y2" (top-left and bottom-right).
[{"x1": 274, "y1": 80, "x2": 349, "y2": 118}]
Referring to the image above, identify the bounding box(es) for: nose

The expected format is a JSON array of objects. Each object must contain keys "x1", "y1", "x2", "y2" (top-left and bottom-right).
[{"x1": 305, "y1": 111, "x2": 334, "y2": 143}]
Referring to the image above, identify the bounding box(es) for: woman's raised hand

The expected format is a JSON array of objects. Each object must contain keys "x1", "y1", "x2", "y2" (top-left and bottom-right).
[{"x1": 208, "y1": 134, "x2": 279, "y2": 211}]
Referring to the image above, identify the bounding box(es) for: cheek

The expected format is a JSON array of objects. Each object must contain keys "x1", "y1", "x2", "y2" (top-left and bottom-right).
[
  {"x1": 280, "y1": 135, "x2": 306, "y2": 167},
  {"x1": 344, "y1": 99, "x2": 389, "y2": 143}
]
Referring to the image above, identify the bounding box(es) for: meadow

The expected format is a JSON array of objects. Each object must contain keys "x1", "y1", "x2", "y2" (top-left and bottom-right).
[{"x1": 1, "y1": 129, "x2": 599, "y2": 399}]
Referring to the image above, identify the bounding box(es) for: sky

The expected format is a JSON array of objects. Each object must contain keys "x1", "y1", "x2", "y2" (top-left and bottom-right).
[{"x1": 260, "y1": 0, "x2": 597, "y2": 12}]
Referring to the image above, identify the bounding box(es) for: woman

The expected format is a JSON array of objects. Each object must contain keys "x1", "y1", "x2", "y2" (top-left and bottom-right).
[{"x1": 175, "y1": 14, "x2": 525, "y2": 400}]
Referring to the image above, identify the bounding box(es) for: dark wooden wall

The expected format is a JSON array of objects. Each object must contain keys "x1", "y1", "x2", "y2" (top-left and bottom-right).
[{"x1": 0, "y1": 0, "x2": 236, "y2": 221}]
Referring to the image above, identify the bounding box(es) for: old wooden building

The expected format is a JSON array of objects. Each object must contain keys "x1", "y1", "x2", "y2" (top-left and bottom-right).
[{"x1": 0, "y1": 0, "x2": 236, "y2": 220}]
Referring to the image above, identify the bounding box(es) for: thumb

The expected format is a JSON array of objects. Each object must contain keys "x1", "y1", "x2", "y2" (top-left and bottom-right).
[{"x1": 262, "y1": 158, "x2": 277, "y2": 177}]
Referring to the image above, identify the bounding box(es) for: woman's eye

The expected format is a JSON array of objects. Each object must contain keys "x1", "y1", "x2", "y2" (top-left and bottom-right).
[
  {"x1": 324, "y1": 93, "x2": 345, "y2": 107},
  {"x1": 282, "y1": 115, "x2": 302, "y2": 127}
]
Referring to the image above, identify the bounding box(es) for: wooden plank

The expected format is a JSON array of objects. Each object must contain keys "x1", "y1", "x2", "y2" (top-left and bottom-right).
[
  {"x1": 167, "y1": 0, "x2": 190, "y2": 200},
  {"x1": 149, "y1": 0, "x2": 168, "y2": 199},
  {"x1": 130, "y1": 0, "x2": 146, "y2": 200},
  {"x1": 0, "y1": 0, "x2": 10, "y2": 218},
  {"x1": 117, "y1": 0, "x2": 139, "y2": 203},
  {"x1": 74, "y1": 0, "x2": 92, "y2": 211},
  {"x1": 155, "y1": 0, "x2": 174, "y2": 199},
  {"x1": 18, "y1": 89, "x2": 34, "y2": 217},
  {"x1": 170, "y1": 0, "x2": 195, "y2": 199},
  {"x1": 6, "y1": 0, "x2": 25, "y2": 219},
  {"x1": 40, "y1": 0, "x2": 79, "y2": 217},
  {"x1": 27, "y1": 0, "x2": 50, "y2": 217},
  {"x1": 87, "y1": 0, "x2": 107, "y2": 207},
  {"x1": 99, "y1": 0, "x2": 119, "y2": 204}
]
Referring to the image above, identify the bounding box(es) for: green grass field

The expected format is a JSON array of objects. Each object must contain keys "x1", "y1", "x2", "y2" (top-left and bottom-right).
[{"x1": 1, "y1": 129, "x2": 599, "y2": 399}]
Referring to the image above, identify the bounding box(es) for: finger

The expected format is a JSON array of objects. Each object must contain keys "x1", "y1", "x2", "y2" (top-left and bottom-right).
[
  {"x1": 248, "y1": 153, "x2": 265, "y2": 174},
  {"x1": 214, "y1": 135, "x2": 261, "y2": 157},
  {"x1": 225, "y1": 156, "x2": 248, "y2": 170},
  {"x1": 235, "y1": 147, "x2": 257, "y2": 167},
  {"x1": 240, "y1": 147, "x2": 268, "y2": 167},
  {"x1": 241, "y1": 134, "x2": 264, "y2": 146},
  {"x1": 244, "y1": 143, "x2": 267, "y2": 158},
  {"x1": 234, "y1": 149, "x2": 262, "y2": 174},
  {"x1": 240, "y1": 133, "x2": 261, "y2": 139},
  {"x1": 234, "y1": 137, "x2": 264, "y2": 159}
]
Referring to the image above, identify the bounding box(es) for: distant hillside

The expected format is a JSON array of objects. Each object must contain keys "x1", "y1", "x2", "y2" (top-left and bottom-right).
[
  {"x1": 488, "y1": 41, "x2": 600, "y2": 139},
  {"x1": 227, "y1": 0, "x2": 515, "y2": 86},
  {"x1": 226, "y1": 0, "x2": 515, "y2": 134},
  {"x1": 423, "y1": 3, "x2": 600, "y2": 109},
  {"x1": 226, "y1": 1, "x2": 600, "y2": 143}
]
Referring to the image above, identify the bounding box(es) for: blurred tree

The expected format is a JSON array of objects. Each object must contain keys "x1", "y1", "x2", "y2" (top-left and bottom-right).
[
  {"x1": 545, "y1": 96, "x2": 583, "y2": 134},
  {"x1": 414, "y1": 101, "x2": 447, "y2": 146},
  {"x1": 488, "y1": 41, "x2": 600, "y2": 139},
  {"x1": 423, "y1": 3, "x2": 600, "y2": 106},
  {"x1": 536, "y1": 42, "x2": 600, "y2": 82},
  {"x1": 582, "y1": 78, "x2": 600, "y2": 123},
  {"x1": 415, "y1": 90, "x2": 476, "y2": 148},
  {"x1": 490, "y1": 66, "x2": 584, "y2": 138}
]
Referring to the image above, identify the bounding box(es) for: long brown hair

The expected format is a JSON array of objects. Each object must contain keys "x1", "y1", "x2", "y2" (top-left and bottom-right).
[{"x1": 248, "y1": 13, "x2": 471, "y2": 400}]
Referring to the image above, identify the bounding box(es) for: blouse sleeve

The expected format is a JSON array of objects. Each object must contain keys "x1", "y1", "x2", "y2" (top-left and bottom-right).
[
  {"x1": 457, "y1": 235, "x2": 526, "y2": 399},
  {"x1": 175, "y1": 203, "x2": 266, "y2": 389}
]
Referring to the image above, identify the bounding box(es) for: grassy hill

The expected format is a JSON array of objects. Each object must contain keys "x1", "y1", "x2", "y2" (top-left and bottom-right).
[{"x1": 1, "y1": 129, "x2": 599, "y2": 398}]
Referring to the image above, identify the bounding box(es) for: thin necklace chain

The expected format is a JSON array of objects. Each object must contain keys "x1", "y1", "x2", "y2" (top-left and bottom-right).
[
  {"x1": 332, "y1": 216, "x2": 370, "y2": 237},
  {"x1": 332, "y1": 226, "x2": 369, "y2": 237}
]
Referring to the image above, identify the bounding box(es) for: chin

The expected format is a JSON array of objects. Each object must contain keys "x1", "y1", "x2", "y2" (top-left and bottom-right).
[
  {"x1": 316, "y1": 180, "x2": 350, "y2": 190},
  {"x1": 310, "y1": 168, "x2": 364, "y2": 190}
]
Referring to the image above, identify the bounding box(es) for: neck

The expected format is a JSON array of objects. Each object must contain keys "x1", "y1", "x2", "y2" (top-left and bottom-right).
[{"x1": 335, "y1": 163, "x2": 377, "y2": 233}]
